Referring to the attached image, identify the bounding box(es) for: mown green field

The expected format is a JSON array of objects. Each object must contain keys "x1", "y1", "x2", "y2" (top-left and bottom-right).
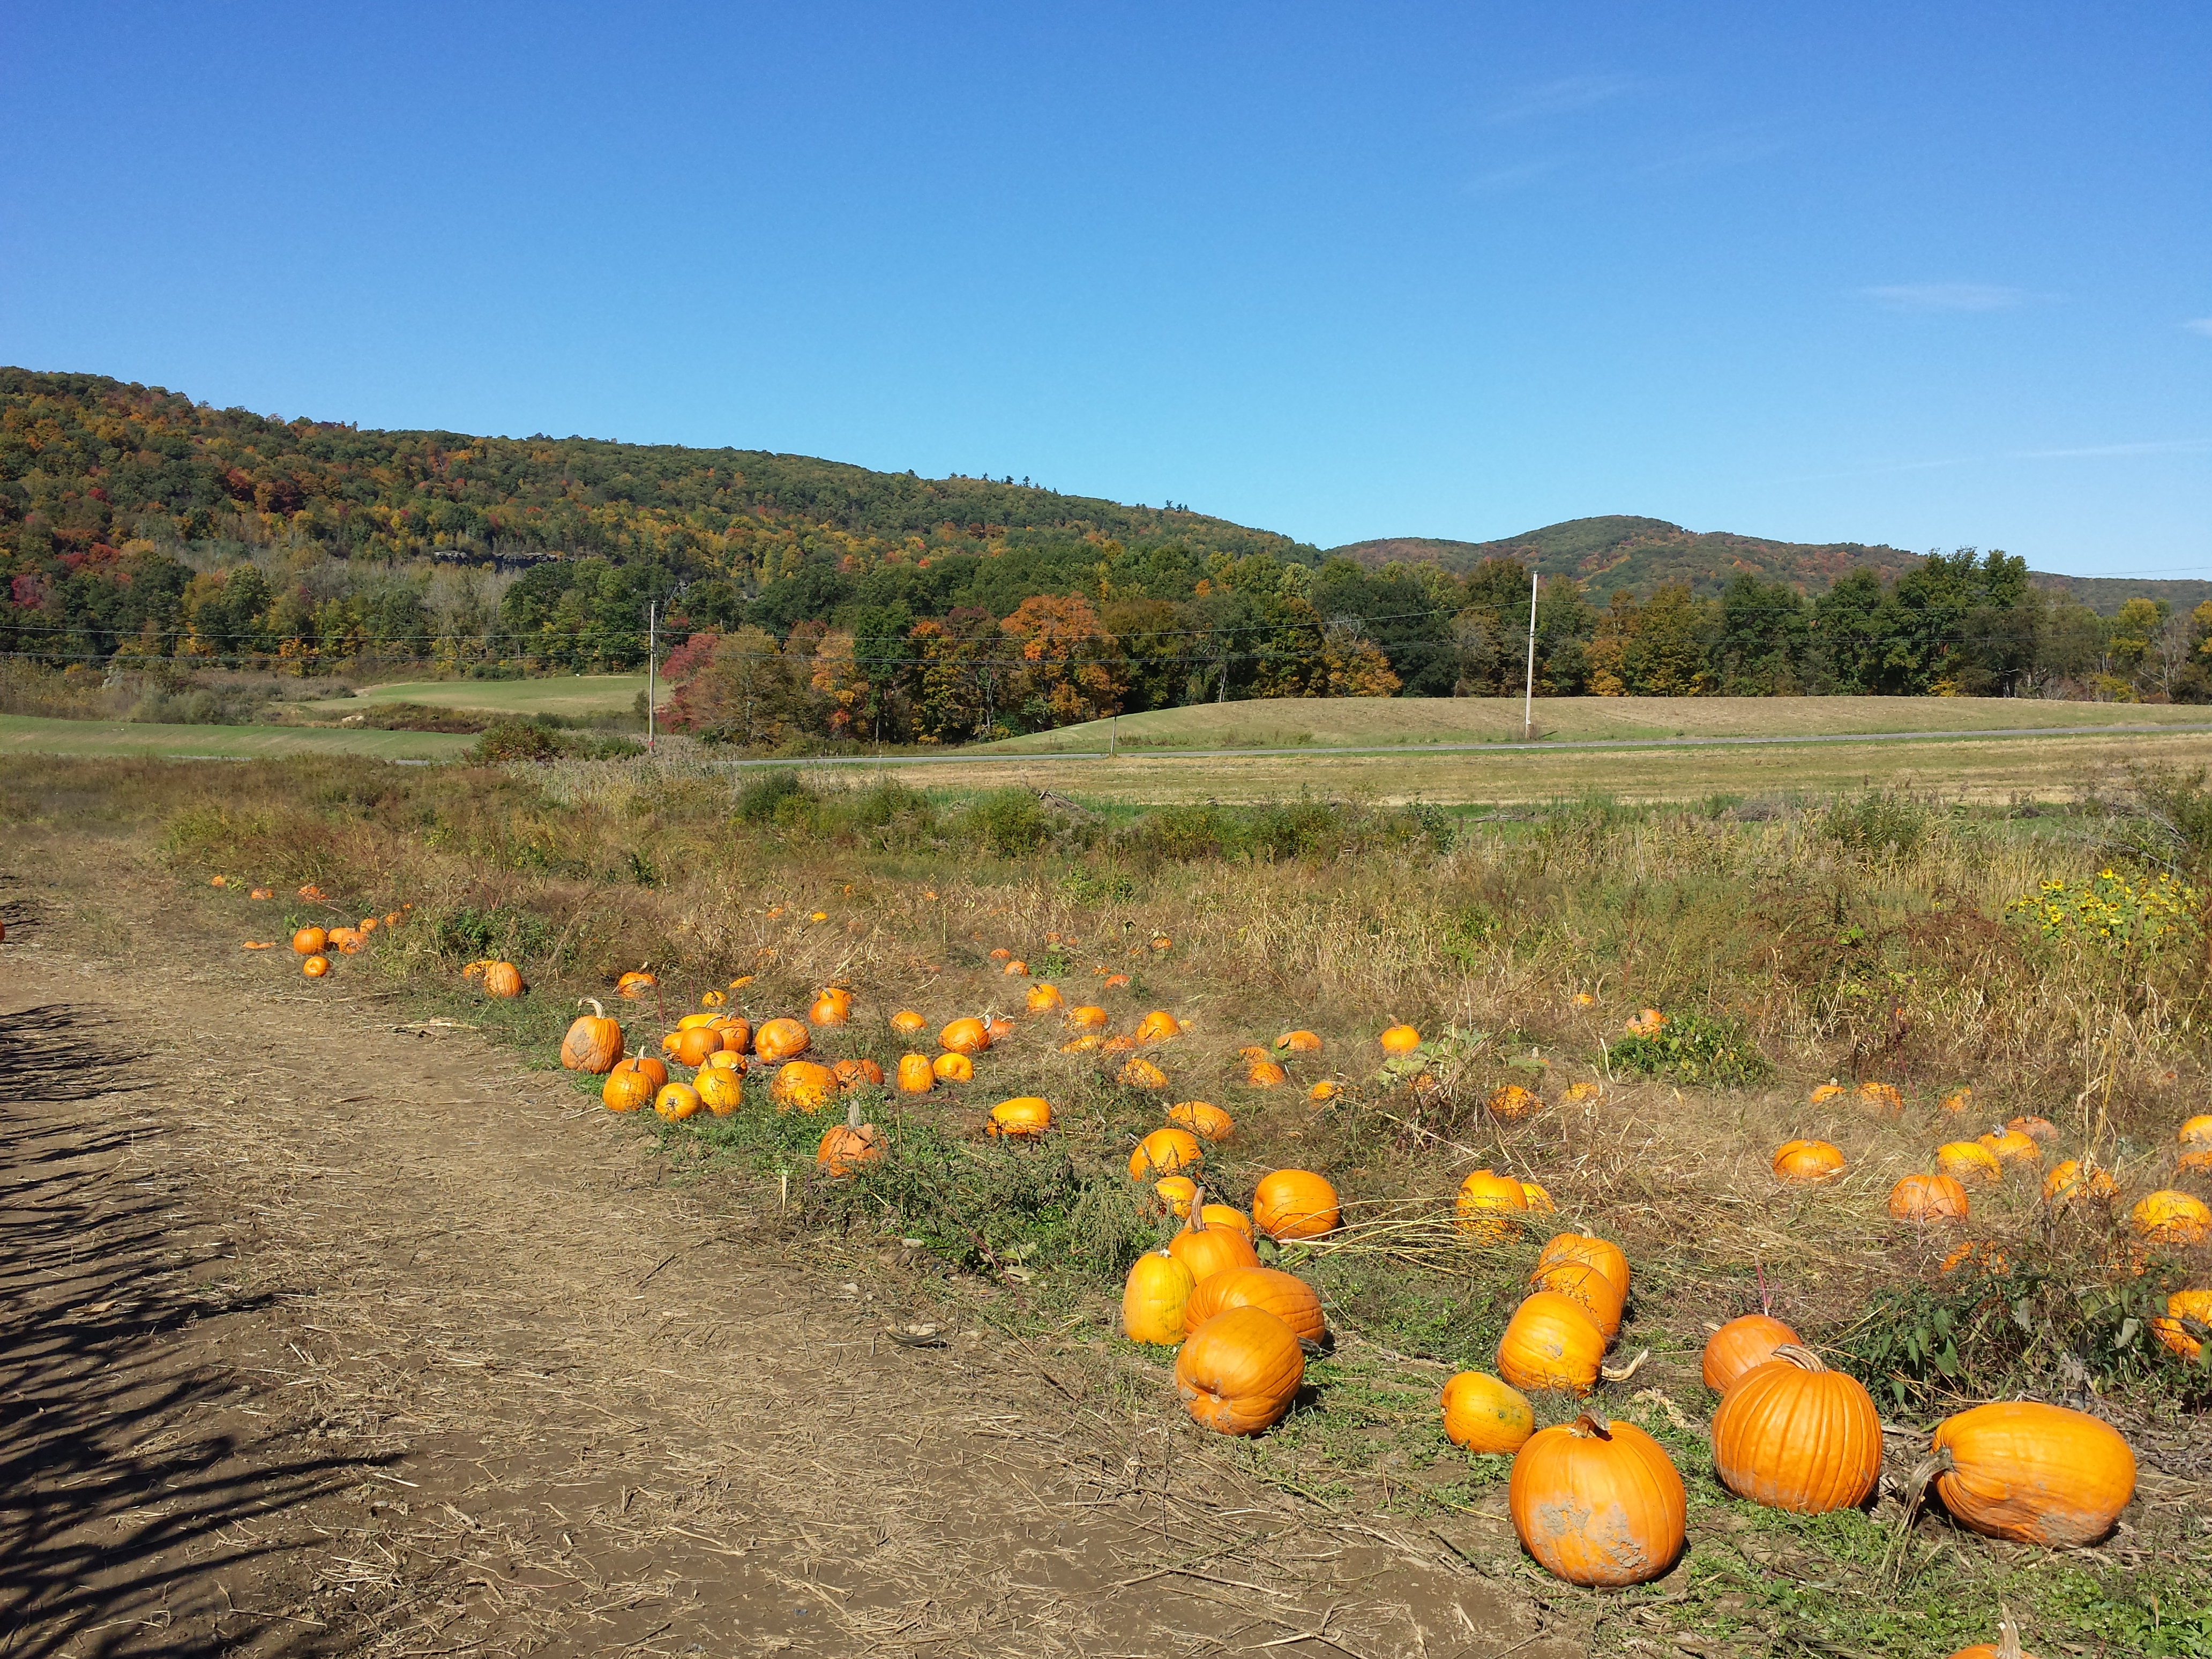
[
  {"x1": 300, "y1": 674, "x2": 649, "y2": 720},
  {"x1": 0, "y1": 714, "x2": 475, "y2": 761}
]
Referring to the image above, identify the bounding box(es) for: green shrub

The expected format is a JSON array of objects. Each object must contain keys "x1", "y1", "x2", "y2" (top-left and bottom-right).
[
  {"x1": 1605, "y1": 1010, "x2": 1770, "y2": 1086},
  {"x1": 1822, "y1": 790, "x2": 1929, "y2": 856},
  {"x1": 432, "y1": 903, "x2": 557, "y2": 963},
  {"x1": 736, "y1": 767, "x2": 815, "y2": 824},
  {"x1": 963, "y1": 789, "x2": 1051, "y2": 855},
  {"x1": 474, "y1": 720, "x2": 562, "y2": 763}
]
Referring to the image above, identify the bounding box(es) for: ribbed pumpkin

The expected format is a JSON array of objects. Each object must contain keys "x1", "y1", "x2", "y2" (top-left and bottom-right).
[
  {"x1": 301, "y1": 954, "x2": 331, "y2": 978},
  {"x1": 808, "y1": 987, "x2": 852, "y2": 1026},
  {"x1": 1253, "y1": 1169, "x2": 1340, "y2": 1240},
  {"x1": 816, "y1": 1100, "x2": 882, "y2": 1175},
  {"x1": 1168, "y1": 1197, "x2": 1262, "y2": 1284},
  {"x1": 481, "y1": 961, "x2": 524, "y2": 998},
  {"x1": 653, "y1": 1081, "x2": 702, "y2": 1121},
  {"x1": 984, "y1": 1014, "x2": 1015, "y2": 1045},
  {"x1": 325, "y1": 926, "x2": 364, "y2": 955},
  {"x1": 895, "y1": 1053, "x2": 934, "y2": 1094},
  {"x1": 1197, "y1": 1202, "x2": 1253, "y2": 1238},
  {"x1": 1711, "y1": 1346, "x2": 1882, "y2": 1513},
  {"x1": 1488, "y1": 1083, "x2": 1541, "y2": 1120},
  {"x1": 889, "y1": 1009, "x2": 927, "y2": 1036},
  {"x1": 1890, "y1": 1173, "x2": 1971, "y2": 1222},
  {"x1": 1497, "y1": 1291, "x2": 1606, "y2": 1394},
  {"x1": 1120, "y1": 1056, "x2": 1169, "y2": 1089},
  {"x1": 616, "y1": 970, "x2": 657, "y2": 999},
  {"x1": 1135, "y1": 1010, "x2": 1182, "y2": 1043},
  {"x1": 2130, "y1": 1189, "x2": 2212, "y2": 1244},
  {"x1": 662, "y1": 1026, "x2": 721, "y2": 1068},
  {"x1": 292, "y1": 927, "x2": 326, "y2": 955},
  {"x1": 715, "y1": 1018, "x2": 753, "y2": 1054},
  {"x1": 1508, "y1": 1415, "x2": 1686, "y2": 1586},
  {"x1": 1168, "y1": 1100, "x2": 1234, "y2": 1140},
  {"x1": 1024, "y1": 983, "x2": 1063, "y2": 1012},
  {"x1": 1857, "y1": 1080, "x2": 1903, "y2": 1114},
  {"x1": 611, "y1": 1053, "x2": 668, "y2": 1089},
  {"x1": 602, "y1": 1066, "x2": 655, "y2": 1112},
  {"x1": 704, "y1": 1048, "x2": 748, "y2": 1073},
  {"x1": 1772, "y1": 1139, "x2": 1847, "y2": 1184},
  {"x1": 1528, "y1": 1258, "x2": 1625, "y2": 1341},
  {"x1": 2042, "y1": 1157, "x2": 2118, "y2": 1205},
  {"x1": 1307, "y1": 1080, "x2": 1342, "y2": 1102},
  {"x1": 1519, "y1": 1180, "x2": 1555, "y2": 1212},
  {"x1": 1536, "y1": 1234, "x2": 1631, "y2": 1299},
  {"x1": 1147, "y1": 1175, "x2": 1196, "y2": 1219},
  {"x1": 2151, "y1": 1289, "x2": 2212, "y2": 1360},
  {"x1": 1182, "y1": 1265, "x2": 1326, "y2": 1342},
  {"x1": 940, "y1": 1017, "x2": 990, "y2": 1055},
  {"x1": 1378, "y1": 1023, "x2": 1422, "y2": 1055},
  {"x1": 831, "y1": 1057, "x2": 883, "y2": 1089},
  {"x1": 1060, "y1": 1033, "x2": 1101, "y2": 1053},
  {"x1": 1245, "y1": 1059, "x2": 1288, "y2": 1088},
  {"x1": 559, "y1": 999, "x2": 624, "y2": 1074},
  {"x1": 1276, "y1": 1029, "x2": 1323, "y2": 1053},
  {"x1": 1702, "y1": 1313, "x2": 1802, "y2": 1393},
  {"x1": 1937, "y1": 1141, "x2": 2003, "y2": 1184},
  {"x1": 1122, "y1": 1250, "x2": 1196, "y2": 1344},
  {"x1": 2180, "y1": 1114, "x2": 2212, "y2": 1164},
  {"x1": 1948, "y1": 1612, "x2": 2036, "y2": 1659},
  {"x1": 1923, "y1": 1401, "x2": 2136, "y2": 1546},
  {"x1": 1455, "y1": 1169, "x2": 1530, "y2": 1240},
  {"x1": 770, "y1": 1060, "x2": 840, "y2": 1112},
  {"x1": 1978, "y1": 1127, "x2": 2042, "y2": 1169},
  {"x1": 932, "y1": 1051, "x2": 973, "y2": 1082},
  {"x1": 695, "y1": 1064, "x2": 744, "y2": 1115},
  {"x1": 1175, "y1": 1305, "x2": 1304, "y2": 1434},
  {"x1": 988, "y1": 1096, "x2": 1052, "y2": 1138},
  {"x1": 1809, "y1": 1082, "x2": 1845, "y2": 1107},
  {"x1": 1130, "y1": 1126, "x2": 1202, "y2": 1179},
  {"x1": 1440, "y1": 1372, "x2": 1533, "y2": 1454},
  {"x1": 1066, "y1": 1005, "x2": 1110, "y2": 1031},
  {"x1": 754, "y1": 1017, "x2": 811, "y2": 1062}
]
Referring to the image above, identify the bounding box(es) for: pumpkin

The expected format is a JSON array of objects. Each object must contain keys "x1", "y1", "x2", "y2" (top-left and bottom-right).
[
  {"x1": 1135, "y1": 1010, "x2": 1182, "y2": 1043},
  {"x1": 611, "y1": 1054, "x2": 668, "y2": 1089},
  {"x1": 2179, "y1": 1147, "x2": 2212, "y2": 1174},
  {"x1": 1624, "y1": 1008, "x2": 1667, "y2": 1039},
  {"x1": 1183, "y1": 1265, "x2": 1325, "y2": 1342},
  {"x1": 1441, "y1": 1372, "x2": 1534, "y2": 1454},
  {"x1": 832, "y1": 1057, "x2": 884, "y2": 1089},
  {"x1": 1712, "y1": 1345, "x2": 1883, "y2": 1513},
  {"x1": 2151, "y1": 1289, "x2": 2212, "y2": 1361},
  {"x1": 241, "y1": 940, "x2": 276, "y2": 950},
  {"x1": 602, "y1": 1066, "x2": 655, "y2": 1112},
  {"x1": 1455, "y1": 1169, "x2": 1529, "y2": 1241},
  {"x1": 326, "y1": 927, "x2": 363, "y2": 954},
  {"x1": 1529, "y1": 1257, "x2": 1624, "y2": 1340},
  {"x1": 1004, "y1": 958, "x2": 1032, "y2": 976},
  {"x1": 1167, "y1": 1100, "x2": 1234, "y2": 1140},
  {"x1": 1809, "y1": 1082, "x2": 1845, "y2": 1107},
  {"x1": 358, "y1": 916, "x2": 378, "y2": 932},
  {"x1": 1487, "y1": 1083, "x2": 1540, "y2": 1119},
  {"x1": 989, "y1": 1096, "x2": 1052, "y2": 1138},
  {"x1": 1948, "y1": 1612, "x2": 2036, "y2": 1659},
  {"x1": 1938, "y1": 1134, "x2": 2004, "y2": 1181},
  {"x1": 559, "y1": 999, "x2": 624, "y2": 1074},
  {"x1": 771, "y1": 1060, "x2": 840, "y2": 1112},
  {"x1": 1378, "y1": 1023, "x2": 1422, "y2": 1055},
  {"x1": 2131, "y1": 1190, "x2": 2211, "y2": 1244},
  {"x1": 890, "y1": 1009, "x2": 927, "y2": 1036},
  {"x1": 704, "y1": 1050, "x2": 748, "y2": 1073},
  {"x1": 1702, "y1": 1313, "x2": 1801, "y2": 1393},
  {"x1": 1519, "y1": 1180, "x2": 1555, "y2": 1212},
  {"x1": 616, "y1": 970, "x2": 657, "y2": 999},
  {"x1": 1941, "y1": 1086, "x2": 1974, "y2": 1114},
  {"x1": 1561, "y1": 1080, "x2": 1603, "y2": 1103},
  {"x1": 1537, "y1": 1233, "x2": 1630, "y2": 1298},
  {"x1": 675, "y1": 1011, "x2": 721, "y2": 1030},
  {"x1": 755, "y1": 1017, "x2": 811, "y2": 1062},
  {"x1": 1102, "y1": 972, "x2": 1131, "y2": 989},
  {"x1": 2179, "y1": 1114, "x2": 2212, "y2": 1150},
  {"x1": 1122, "y1": 1250, "x2": 1197, "y2": 1344},
  {"x1": 251, "y1": 887, "x2": 273, "y2": 900},
  {"x1": 2043, "y1": 1157, "x2": 2118, "y2": 1204},
  {"x1": 1253, "y1": 1169, "x2": 1340, "y2": 1240},
  {"x1": 1978, "y1": 1127, "x2": 2043, "y2": 1169},
  {"x1": 1308, "y1": 1080, "x2": 1342, "y2": 1102},
  {"x1": 1856, "y1": 1080, "x2": 1902, "y2": 1114},
  {"x1": 699, "y1": 990, "x2": 726, "y2": 1008},
  {"x1": 292, "y1": 927, "x2": 326, "y2": 955},
  {"x1": 988, "y1": 947, "x2": 1012, "y2": 961},
  {"x1": 1025, "y1": 983, "x2": 1063, "y2": 1012},
  {"x1": 696, "y1": 1064, "x2": 745, "y2": 1115},
  {"x1": 1772, "y1": 1139, "x2": 1847, "y2": 1184},
  {"x1": 653, "y1": 1082, "x2": 702, "y2": 1121},
  {"x1": 1168, "y1": 1193, "x2": 1262, "y2": 1284},
  {"x1": 1120, "y1": 1056, "x2": 1169, "y2": 1089},
  {"x1": 896, "y1": 1053, "x2": 935, "y2": 1093},
  {"x1": 1175, "y1": 1305, "x2": 1305, "y2": 1434},
  {"x1": 1890, "y1": 1172, "x2": 1971, "y2": 1222},
  {"x1": 1244, "y1": 1060, "x2": 1288, "y2": 1088},
  {"x1": 2007, "y1": 1115, "x2": 2057, "y2": 1143},
  {"x1": 1236, "y1": 1044, "x2": 1270, "y2": 1063},
  {"x1": 1497, "y1": 1291, "x2": 1607, "y2": 1394},
  {"x1": 1922, "y1": 1401, "x2": 2136, "y2": 1546},
  {"x1": 1103, "y1": 1034, "x2": 1139, "y2": 1053},
  {"x1": 1276, "y1": 1029, "x2": 1322, "y2": 1053},
  {"x1": 816, "y1": 1100, "x2": 883, "y2": 1175},
  {"x1": 940, "y1": 1017, "x2": 990, "y2": 1055},
  {"x1": 808, "y1": 988, "x2": 852, "y2": 1026},
  {"x1": 1130, "y1": 1126, "x2": 1202, "y2": 1179},
  {"x1": 1940, "y1": 1240, "x2": 2011, "y2": 1276},
  {"x1": 301, "y1": 954, "x2": 331, "y2": 978},
  {"x1": 1142, "y1": 1176, "x2": 1195, "y2": 1219},
  {"x1": 716, "y1": 1019, "x2": 753, "y2": 1054},
  {"x1": 1197, "y1": 1202, "x2": 1253, "y2": 1238},
  {"x1": 986, "y1": 1015, "x2": 1017, "y2": 1045},
  {"x1": 1508, "y1": 1414, "x2": 1686, "y2": 1586},
  {"x1": 1066, "y1": 1005, "x2": 1109, "y2": 1030},
  {"x1": 932, "y1": 1051, "x2": 974, "y2": 1082},
  {"x1": 662, "y1": 1026, "x2": 721, "y2": 1068}
]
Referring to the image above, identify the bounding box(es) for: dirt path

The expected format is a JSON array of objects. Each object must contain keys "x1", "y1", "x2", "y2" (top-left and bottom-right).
[{"x1": 1, "y1": 854, "x2": 1573, "y2": 1658}]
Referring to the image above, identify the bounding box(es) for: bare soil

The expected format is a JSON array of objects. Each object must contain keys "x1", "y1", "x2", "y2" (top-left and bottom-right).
[{"x1": 0, "y1": 846, "x2": 1568, "y2": 1658}]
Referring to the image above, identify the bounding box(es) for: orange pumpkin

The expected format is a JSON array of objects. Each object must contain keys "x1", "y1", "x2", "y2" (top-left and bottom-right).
[
  {"x1": 1244, "y1": 1059, "x2": 1288, "y2": 1088},
  {"x1": 1002, "y1": 959, "x2": 1028, "y2": 976},
  {"x1": 1924, "y1": 1401, "x2": 2136, "y2": 1546},
  {"x1": 831, "y1": 1057, "x2": 884, "y2": 1089},
  {"x1": 890, "y1": 1009, "x2": 927, "y2": 1036},
  {"x1": 662, "y1": 1026, "x2": 721, "y2": 1068},
  {"x1": 2151, "y1": 1289, "x2": 2212, "y2": 1361},
  {"x1": 1168, "y1": 1100, "x2": 1234, "y2": 1141},
  {"x1": 809, "y1": 988, "x2": 853, "y2": 1026},
  {"x1": 1135, "y1": 1010, "x2": 1182, "y2": 1043},
  {"x1": 705, "y1": 1049, "x2": 749, "y2": 1073},
  {"x1": 1455, "y1": 1169, "x2": 1529, "y2": 1240},
  {"x1": 2130, "y1": 1190, "x2": 2211, "y2": 1244},
  {"x1": 895, "y1": 1053, "x2": 935, "y2": 1094},
  {"x1": 1978, "y1": 1127, "x2": 2042, "y2": 1169},
  {"x1": 1276, "y1": 1029, "x2": 1322, "y2": 1053},
  {"x1": 1175, "y1": 1306, "x2": 1305, "y2": 1434},
  {"x1": 1025, "y1": 983, "x2": 1063, "y2": 1012},
  {"x1": 1519, "y1": 1180, "x2": 1555, "y2": 1212},
  {"x1": 1712, "y1": 1345, "x2": 1883, "y2": 1513},
  {"x1": 291, "y1": 927, "x2": 326, "y2": 955},
  {"x1": 2042, "y1": 1157, "x2": 2118, "y2": 1205},
  {"x1": 931, "y1": 1051, "x2": 973, "y2": 1082},
  {"x1": 1066, "y1": 1005, "x2": 1110, "y2": 1030},
  {"x1": 1889, "y1": 1172, "x2": 1971, "y2": 1223},
  {"x1": 1528, "y1": 1258, "x2": 1624, "y2": 1341},
  {"x1": 2006, "y1": 1115, "x2": 2057, "y2": 1143},
  {"x1": 1702, "y1": 1314, "x2": 1801, "y2": 1393},
  {"x1": 325, "y1": 926, "x2": 363, "y2": 955},
  {"x1": 1182, "y1": 1265, "x2": 1326, "y2": 1342},
  {"x1": 1508, "y1": 1414, "x2": 1686, "y2": 1586},
  {"x1": 1167, "y1": 1195, "x2": 1262, "y2": 1284},
  {"x1": 611, "y1": 1054, "x2": 668, "y2": 1089},
  {"x1": 1536, "y1": 1233, "x2": 1631, "y2": 1299},
  {"x1": 1120, "y1": 1055, "x2": 1169, "y2": 1089},
  {"x1": 1941, "y1": 1086, "x2": 1974, "y2": 1114},
  {"x1": 1937, "y1": 1141, "x2": 2002, "y2": 1184},
  {"x1": 988, "y1": 1096, "x2": 1052, "y2": 1138},
  {"x1": 1307, "y1": 1080, "x2": 1342, "y2": 1102},
  {"x1": 770, "y1": 1060, "x2": 840, "y2": 1112},
  {"x1": 481, "y1": 961, "x2": 522, "y2": 997},
  {"x1": 559, "y1": 999, "x2": 624, "y2": 1074},
  {"x1": 1809, "y1": 1082, "x2": 1846, "y2": 1107},
  {"x1": 1440, "y1": 1372, "x2": 1533, "y2": 1454},
  {"x1": 816, "y1": 1100, "x2": 883, "y2": 1175},
  {"x1": 1947, "y1": 1612, "x2": 2036, "y2": 1659},
  {"x1": 1488, "y1": 1083, "x2": 1540, "y2": 1120},
  {"x1": 1772, "y1": 1139, "x2": 1847, "y2": 1184},
  {"x1": 1130, "y1": 1126, "x2": 1202, "y2": 1179},
  {"x1": 1253, "y1": 1169, "x2": 1340, "y2": 1240},
  {"x1": 1497, "y1": 1291, "x2": 1607, "y2": 1394},
  {"x1": 940, "y1": 1017, "x2": 990, "y2": 1055},
  {"x1": 1858, "y1": 1080, "x2": 1903, "y2": 1114},
  {"x1": 715, "y1": 1018, "x2": 753, "y2": 1053},
  {"x1": 1122, "y1": 1250, "x2": 1196, "y2": 1344},
  {"x1": 653, "y1": 1081, "x2": 702, "y2": 1121},
  {"x1": 602, "y1": 1066, "x2": 655, "y2": 1112},
  {"x1": 1378, "y1": 1023, "x2": 1422, "y2": 1055},
  {"x1": 1062, "y1": 1033, "x2": 1102, "y2": 1053},
  {"x1": 301, "y1": 954, "x2": 331, "y2": 978},
  {"x1": 754, "y1": 1017, "x2": 811, "y2": 1062},
  {"x1": 2179, "y1": 1114, "x2": 2212, "y2": 1161},
  {"x1": 696, "y1": 1064, "x2": 744, "y2": 1116},
  {"x1": 616, "y1": 970, "x2": 657, "y2": 999},
  {"x1": 1195, "y1": 1202, "x2": 1253, "y2": 1238}
]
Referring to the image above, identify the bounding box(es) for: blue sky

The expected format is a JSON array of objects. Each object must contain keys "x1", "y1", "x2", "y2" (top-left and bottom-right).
[{"x1": 3, "y1": 3, "x2": 2207, "y2": 573}]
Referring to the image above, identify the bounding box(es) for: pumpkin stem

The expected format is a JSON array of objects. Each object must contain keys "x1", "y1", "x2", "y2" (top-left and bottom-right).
[
  {"x1": 579, "y1": 997, "x2": 606, "y2": 1018},
  {"x1": 1995, "y1": 1609, "x2": 2022, "y2": 1659},
  {"x1": 1570, "y1": 1413, "x2": 1613, "y2": 1440},
  {"x1": 1187, "y1": 1186, "x2": 1209, "y2": 1230},
  {"x1": 1772, "y1": 1343, "x2": 1827, "y2": 1372},
  {"x1": 846, "y1": 1099, "x2": 863, "y2": 1131},
  {"x1": 1885, "y1": 1444, "x2": 1957, "y2": 1582}
]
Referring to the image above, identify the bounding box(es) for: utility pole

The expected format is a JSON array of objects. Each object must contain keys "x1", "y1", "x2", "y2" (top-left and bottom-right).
[
  {"x1": 1522, "y1": 564, "x2": 1539, "y2": 743},
  {"x1": 646, "y1": 600, "x2": 657, "y2": 753}
]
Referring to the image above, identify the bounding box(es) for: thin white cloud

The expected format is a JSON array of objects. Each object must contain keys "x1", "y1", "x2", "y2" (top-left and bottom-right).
[
  {"x1": 1487, "y1": 73, "x2": 1636, "y2": 125},
  {"x1": 1778, "y1": 437, "x2": 2212, "y2": 483},
  {"x1": 1631, "y1": 124, "x2": 1783, "y2": 177},
  {"x1": 2186, "y1": 318, "x2": 2212, "y2": 337},
  {"x1": 1860, "y1": 282, "x2": 2034, "y2": 313},
  {"x1": 1463, "y1": 159, "x2": 1559, "y2": 196}
]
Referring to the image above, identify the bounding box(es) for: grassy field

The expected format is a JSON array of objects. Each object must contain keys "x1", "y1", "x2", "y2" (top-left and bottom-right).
[
  {"x1": 296, "y1": 673, "x2": 649, "y2": 720},
  {"x1": 982, "y1": 694, "x2": 2212, "y2": 754},
  {"x1": 0, "y1": 713, "x2": 475, "y2": 761}
]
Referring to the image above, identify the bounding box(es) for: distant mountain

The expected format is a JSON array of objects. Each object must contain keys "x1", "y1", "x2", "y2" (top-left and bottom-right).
[{"x1": 1331, "y1": 515, "x2": 2212, "y2": 617}]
